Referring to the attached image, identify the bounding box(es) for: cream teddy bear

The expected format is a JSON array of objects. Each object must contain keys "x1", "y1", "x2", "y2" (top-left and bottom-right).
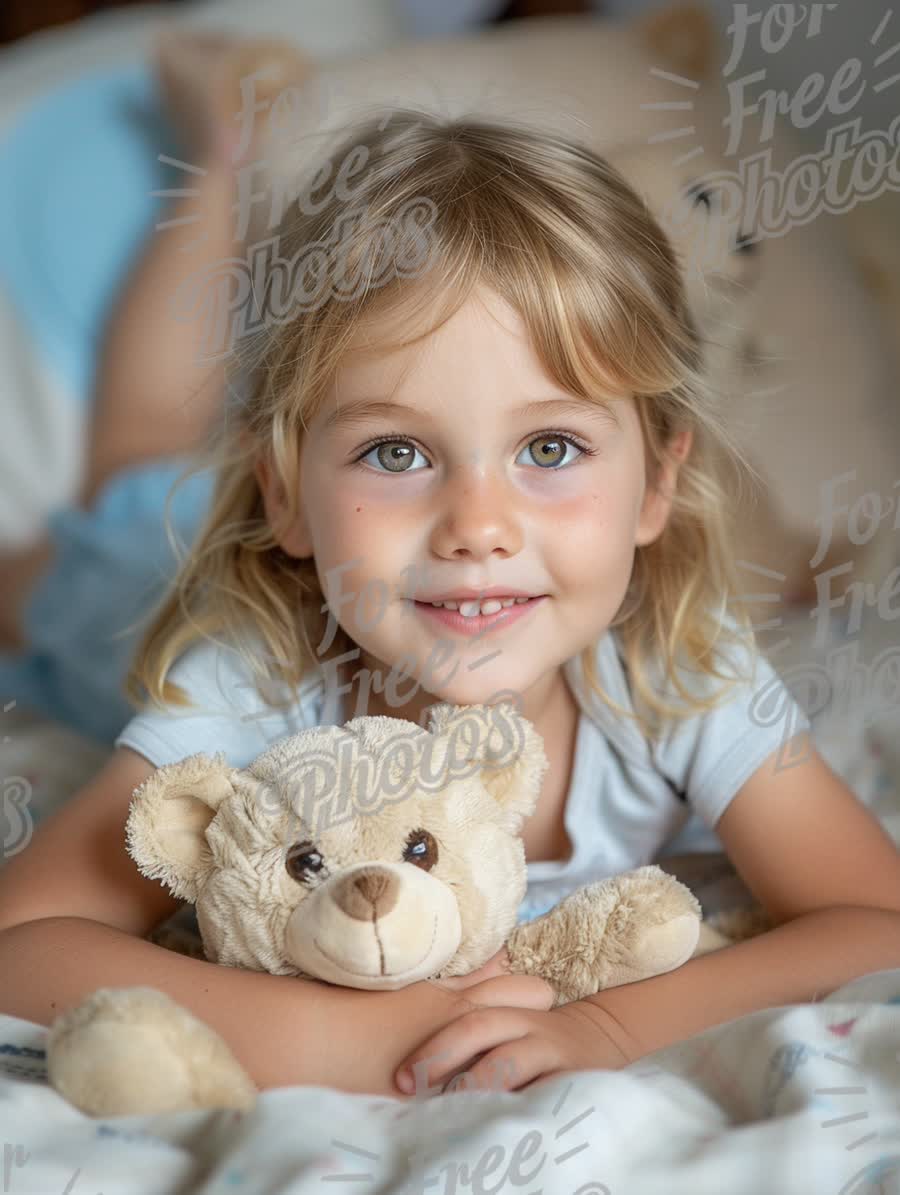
[{"x1": 45, "y1": 702, "x2": 721, "y2": 1118}]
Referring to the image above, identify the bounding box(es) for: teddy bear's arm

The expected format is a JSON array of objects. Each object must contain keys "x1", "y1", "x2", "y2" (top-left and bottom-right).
[{"x1": 505, "y1": 865, "x2": 704, "y2": 1006}]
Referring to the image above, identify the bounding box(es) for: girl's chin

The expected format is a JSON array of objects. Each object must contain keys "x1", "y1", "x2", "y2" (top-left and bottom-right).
[
  {"x1": 342, "y1": 642, "x2": 536, "y2": 717},
  {"x1": 349, "y1": 680, "x2": 526, "y2": 722}
]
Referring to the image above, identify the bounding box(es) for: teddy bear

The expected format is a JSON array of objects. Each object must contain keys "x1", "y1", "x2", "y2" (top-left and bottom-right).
[{"x1": 44, "y1": 701, "x2": 729, "y2": 1118}]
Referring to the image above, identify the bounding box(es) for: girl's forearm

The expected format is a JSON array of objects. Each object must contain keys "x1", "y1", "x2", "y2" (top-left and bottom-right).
[
  {"x1": 583, "y1": 905, "x2": 900, "y2": 1062},
  {"x1": 0, "y1": 916, "x2": 459, "y2": 1096}
]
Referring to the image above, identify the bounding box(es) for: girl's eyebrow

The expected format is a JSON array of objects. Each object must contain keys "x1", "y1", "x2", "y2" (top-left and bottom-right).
[{"x1": 322, "y1": 395, "x2": 620, "y2": 432}]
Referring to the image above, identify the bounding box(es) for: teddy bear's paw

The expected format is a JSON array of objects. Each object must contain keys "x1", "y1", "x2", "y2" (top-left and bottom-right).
[
  {"x1": 693, "y1": 921, "x2": 735, "y2": 957},
  {"x1": 506, "y1": 866, "x2": 704, "y2": 1001},
  {"x1": 617, "y1": 912, "x2": 700, "y2": 981},
  {"x1": 46, "y1": 987, "x2": 257, "y2": 1117},
  {"x1": 599, "y1": 865, "x2": 702, "y2": 984}
]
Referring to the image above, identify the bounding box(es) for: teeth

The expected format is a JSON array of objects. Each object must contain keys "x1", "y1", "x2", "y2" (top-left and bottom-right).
[{"x1": 429, "y1": 596, "x2": 533, "y2": 616}]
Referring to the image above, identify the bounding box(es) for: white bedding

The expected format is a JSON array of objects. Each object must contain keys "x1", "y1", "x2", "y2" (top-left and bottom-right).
[{"x1": 2, "y1": 967, "x2": 900, "y2": 1194}]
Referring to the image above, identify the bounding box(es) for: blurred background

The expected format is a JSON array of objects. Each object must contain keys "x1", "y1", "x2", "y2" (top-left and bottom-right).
[
  {"x1": 4, "y1": 0, "x2": 900, "y2": 132},
  {"x1": 0, "y1": 0, "x2": 587, "y2": 45}
]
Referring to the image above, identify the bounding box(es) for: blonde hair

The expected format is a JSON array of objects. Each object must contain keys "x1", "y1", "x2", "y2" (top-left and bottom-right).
[{"x1": 126, "y1": 108, "x2": 759, "y2": 740}]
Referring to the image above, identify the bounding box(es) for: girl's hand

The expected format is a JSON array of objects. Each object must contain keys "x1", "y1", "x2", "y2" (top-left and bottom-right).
[
  {"x1": 435, "y1": 946, "x2": 524, "y2": 990},
  {"x1": 431, "y1": 946, "x2": 555, "y2": 1011},
  {"x1": 427, "y1": 946, "x2": 555, "y2": 1021},
  {"x1": 394, "y1": 997, "x2": 634, "y2": 1097}
]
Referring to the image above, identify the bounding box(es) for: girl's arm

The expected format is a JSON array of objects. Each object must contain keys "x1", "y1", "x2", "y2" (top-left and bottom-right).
[
  {"x1": 0, "y1": 748, "x2": 553, "y2": 1096},
  {"x1": 392, "y1": 745, "x2": 900, "y2": 1092},
  {"x1": 0, "y1": 749, "x2": 181, "y2": 938},
  {"x1": 394, "y1": 902, "x2": 900, "y2": 1093},
  {"x1": 582, "y1": 744, "x2": 900, "y2": 1059},
  {"x1": 583, "y1": 904, "x2": 900, "y2": 1063},
  {"x1": 0, "y1": 914, "x2": 538, "y2": 1095}
]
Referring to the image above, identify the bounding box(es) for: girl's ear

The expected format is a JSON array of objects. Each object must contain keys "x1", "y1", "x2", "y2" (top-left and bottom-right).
[
  {"x1": 667, "y1": 429, "x2": 693, "y2": 465},
  {"x1": 635, "y1": 429, "x2": 693, "y2": 547},
  {"x1": 254, "y1": 451, "x2": 313, "y2": 559}
]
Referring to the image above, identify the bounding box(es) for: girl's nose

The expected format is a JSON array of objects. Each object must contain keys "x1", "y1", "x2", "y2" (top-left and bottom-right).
[{"x1": 428, "y1": 469, "x2": 524, "y2": 561}]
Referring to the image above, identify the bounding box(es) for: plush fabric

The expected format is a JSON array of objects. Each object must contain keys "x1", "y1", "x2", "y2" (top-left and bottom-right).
[{"x1": 46, "y1": 703, "x2": 711, "y2": 1117}]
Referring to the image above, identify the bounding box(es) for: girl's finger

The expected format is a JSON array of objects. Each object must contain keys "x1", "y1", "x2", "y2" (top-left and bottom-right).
[
  {"x1": 428, "y1": 972, "x2": 554, "y2": 1011},
  {"x1": 436, "y1": 947, "x2": 511, "y2": 990},
  {"x1": 522, "y1": 1068, "x2": 570, "y2": 1093},
  {"x1": 464, "y1": 974, "x2": 555, "y2": 1011},
  {"x1": 396, "y1": 1007, "x2": 529, "y2": 1094},
  {"x1": 443, "y1": 1037, "x2": 552, "y2": 1094}
]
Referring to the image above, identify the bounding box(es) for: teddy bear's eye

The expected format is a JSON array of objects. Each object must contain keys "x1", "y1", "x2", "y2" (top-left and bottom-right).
[
  {"x1": 402, "y1": 829, "x2": 438, "y2": 872},
  {"x1": 285, "y1": 840, "x2": 325, "y2": 884},
  {"x1": 686, "y1": 181, "x2": 715, "y2": 212}
]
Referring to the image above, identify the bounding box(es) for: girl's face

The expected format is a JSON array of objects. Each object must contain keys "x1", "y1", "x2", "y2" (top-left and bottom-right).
[{"x1": 259, "y1": 285, "x2": 688, "y2": 722}]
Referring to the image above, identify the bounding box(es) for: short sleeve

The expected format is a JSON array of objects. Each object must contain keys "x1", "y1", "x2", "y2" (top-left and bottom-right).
[
  {"x1": 649, "y1": 631, "x2": 812, "y2": 831},
  {"x1": 114, "y1": 636, "x2": 310, "y2": 769}
]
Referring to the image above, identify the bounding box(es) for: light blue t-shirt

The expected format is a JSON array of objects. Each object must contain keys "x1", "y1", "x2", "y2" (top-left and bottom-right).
[{"x1": 115, "y1": 627, "x2": 810, "y2": 924}]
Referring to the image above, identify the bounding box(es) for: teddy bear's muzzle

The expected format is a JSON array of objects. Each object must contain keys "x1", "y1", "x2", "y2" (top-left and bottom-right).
[{"x1": 283, "y1": 861, "x2": 462, "y2": 989}]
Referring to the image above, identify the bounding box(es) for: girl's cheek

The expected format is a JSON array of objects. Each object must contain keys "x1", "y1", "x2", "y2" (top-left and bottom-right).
[
  {"x1": 546, "y1": 479, "x2": 642, "y2": 559},
  {"x1": 539, "y1": 479, "x2": 610, "y2": 527},
  {"x1": 347, "y1": 469, "x2": 430, "y2": 501},
  {"x1": 324, "y1": 497, "x2": 402, "y2": 568}
]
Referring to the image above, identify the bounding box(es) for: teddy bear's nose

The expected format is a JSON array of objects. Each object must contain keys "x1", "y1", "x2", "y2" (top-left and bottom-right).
[{"x1": 334, "y1": 868, "x2": 400, "y2": 919}]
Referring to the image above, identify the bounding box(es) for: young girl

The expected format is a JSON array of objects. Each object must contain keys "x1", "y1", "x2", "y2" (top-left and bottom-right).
[{"x1": 2, "y1": 97, "x2": 900, "y2": 1103}]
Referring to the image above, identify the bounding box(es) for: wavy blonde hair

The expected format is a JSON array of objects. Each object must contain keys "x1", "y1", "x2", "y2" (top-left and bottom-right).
[{"x1": 126, "y1": 108, "x2": 759, "y2": 740}]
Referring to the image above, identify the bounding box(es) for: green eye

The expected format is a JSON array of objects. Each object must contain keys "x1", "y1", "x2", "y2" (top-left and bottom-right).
[
  {"x1": 357, "y1": 438, "x2": 428, "y2": 473},
  {"x1": 520, "y1": 435, "x2": 585, "y2": 469}
]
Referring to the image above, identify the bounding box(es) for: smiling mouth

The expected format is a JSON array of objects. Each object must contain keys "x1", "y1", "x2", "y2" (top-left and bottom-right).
[{"x1": 412, "y1": 595, "x2": 546, "y2": 636}]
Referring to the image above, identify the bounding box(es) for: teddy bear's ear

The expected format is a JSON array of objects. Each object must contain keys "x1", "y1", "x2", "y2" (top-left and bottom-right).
[
  {"x1": 425, "y1": 703, "x2": 549, "y2": 836},
  {"x1": 125, "y1": 752, "x2": 236, "y2": 904},
  {"x1": 636, "y1": 2, "x2": 718, "y2": 81}
]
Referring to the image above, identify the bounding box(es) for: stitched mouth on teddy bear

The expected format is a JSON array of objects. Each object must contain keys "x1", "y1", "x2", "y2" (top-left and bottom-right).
[{"x1": 310, "y1": 911, "x2": 439, "y2": 980}]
